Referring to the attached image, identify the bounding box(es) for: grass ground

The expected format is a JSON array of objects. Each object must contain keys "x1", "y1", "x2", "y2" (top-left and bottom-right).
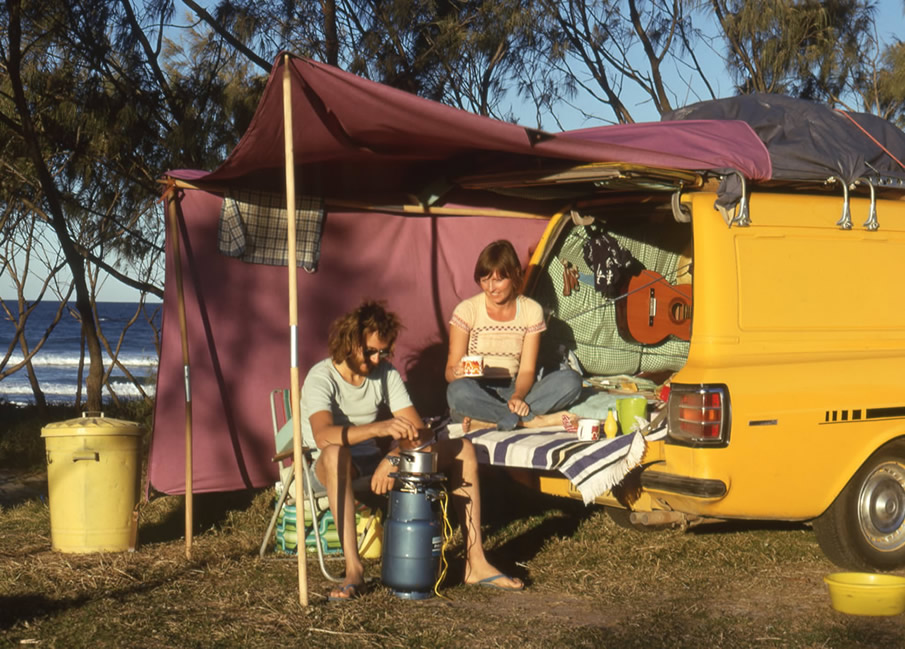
[{"x1": 2, "y1": 402, "x2": 904, "y2": 648}]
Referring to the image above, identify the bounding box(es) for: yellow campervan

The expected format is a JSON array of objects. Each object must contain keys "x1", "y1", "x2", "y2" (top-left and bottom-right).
[
  {"x1": 642, "y1": 189, "x2": 905, "y2": 572},
  {"x1": 478, "y1": 95, "x2": 905, "y2": 571},
  {"x1": 529, "y1": 188, "x2": 905, "y2": 571}
]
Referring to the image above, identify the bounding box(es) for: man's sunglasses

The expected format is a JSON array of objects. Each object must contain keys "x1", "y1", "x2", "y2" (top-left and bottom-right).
[{"x1": 363, "y1": 347, "x2": 391, "y2": 359}]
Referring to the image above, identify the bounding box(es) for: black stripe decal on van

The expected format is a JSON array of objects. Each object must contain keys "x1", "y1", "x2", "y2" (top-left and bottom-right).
[
  {"x1": 866, "y1": 406, "x2": 905, "y2": 419},
  {"x1": 822, "y1": 407, "x2": 905, "y2": 424}
]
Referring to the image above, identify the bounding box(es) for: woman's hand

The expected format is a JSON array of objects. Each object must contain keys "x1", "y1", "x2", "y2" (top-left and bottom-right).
[
  {"x1": 450, "y1": 362, "x2": 466, "y2": 380},
  {"x1": 370, "y1": 457, "x2": 396, "y2": 495},
  {"x1": 508, "y1": 396, "x2": 530, "y2": 417},
  {"x1": 507, "y1": 330, "x2": 541, "y2": 418}
]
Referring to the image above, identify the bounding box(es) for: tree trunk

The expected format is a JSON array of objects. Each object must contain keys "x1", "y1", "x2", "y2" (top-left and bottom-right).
[
  {"x1": 322, "y1": 0, "x2": 339, "y2": 66},
  {"x1": 17, "y1": 329, "x2": 47, "y2": 414},
  {"x1": 7, "y1": 0, "x2": 105, "y2": 411},
  {"x1": 76, "y1": 328, "x2": 86, "y2": 408}
]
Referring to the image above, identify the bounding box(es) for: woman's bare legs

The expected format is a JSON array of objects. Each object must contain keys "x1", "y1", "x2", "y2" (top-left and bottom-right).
[
  {"x1": 520, "y1": 410, "x2": 577, "y2": 429},
  {"x1": 461, "y1": 416, "x2": 495, "y2": 433},
  {"x1": 462, "y1": 412, "x2": 577, "y2": 432}
]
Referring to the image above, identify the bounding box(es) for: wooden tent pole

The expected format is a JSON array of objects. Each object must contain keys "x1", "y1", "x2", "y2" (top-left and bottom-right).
[
  {"x1": 165, "y1": 186, "x2": 193, "y2": 560},
  {"x1": 282, "y1": 53, "x2": 309, "y2": 607}
]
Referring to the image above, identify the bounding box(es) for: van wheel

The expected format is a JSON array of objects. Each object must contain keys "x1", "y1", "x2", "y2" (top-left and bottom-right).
[{"x1": 812, "y1": 440, "x2": 905, "y2": 571}]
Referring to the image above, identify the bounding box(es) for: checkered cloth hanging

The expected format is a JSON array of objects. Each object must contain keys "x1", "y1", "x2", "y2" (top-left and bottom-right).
[
  {"x1": 534, "y1": 223, "x2": 690, "y2": 376},
  {"x1": 219, "y1": 189, "x2": 324, "y2": 270}
]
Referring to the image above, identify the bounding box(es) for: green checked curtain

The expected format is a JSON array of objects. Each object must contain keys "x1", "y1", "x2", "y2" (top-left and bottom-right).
[
  {"x1": 218, "y1": 189, "x2": 324, "y2": 271},
  {"x1": 534, "y1": 219, "x2": 691, "y2": 377}
]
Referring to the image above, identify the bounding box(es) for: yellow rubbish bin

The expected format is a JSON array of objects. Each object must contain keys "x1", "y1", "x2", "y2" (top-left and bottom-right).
[{"x1": 41, "y1": 413, "x2": 142, "y2": 553}]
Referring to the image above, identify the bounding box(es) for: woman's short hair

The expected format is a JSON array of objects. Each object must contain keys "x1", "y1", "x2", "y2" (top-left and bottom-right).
[
  {"x1": 473, "y1": 239, "x2": 523, "y2": 290},
  {"x1": 328, "y1": 300, "x2": 403, "y2": 364}
]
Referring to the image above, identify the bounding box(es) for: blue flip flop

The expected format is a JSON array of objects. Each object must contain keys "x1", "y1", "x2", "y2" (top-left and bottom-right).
[
  {"x1": 474, "y1": 573, "x2": 524, "y2": 591},
  {"x1": 328, "y1": 582, "x2": 362, "y2": 602}
]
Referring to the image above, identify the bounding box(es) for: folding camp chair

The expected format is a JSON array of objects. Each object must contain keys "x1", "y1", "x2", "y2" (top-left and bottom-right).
[{"x1": 259, "y1": 389, "x2": 378, "y2": 582}]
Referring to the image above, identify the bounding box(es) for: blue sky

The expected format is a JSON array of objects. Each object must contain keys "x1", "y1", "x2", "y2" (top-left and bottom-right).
[
  {"x1": 2, "y1": 1, "x2": 903, "y2": 303},
  {"x1": 535, "y1": 0, "x2": 904, "y2": 129}
]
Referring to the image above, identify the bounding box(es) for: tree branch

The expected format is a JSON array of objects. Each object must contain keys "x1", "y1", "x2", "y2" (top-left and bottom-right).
[
  {"x1": 181, "y1": 0, "x2": 272, "y2": 71},
  {"x1": 78, "y1": 246, "x2": 164, "y2": 299}
]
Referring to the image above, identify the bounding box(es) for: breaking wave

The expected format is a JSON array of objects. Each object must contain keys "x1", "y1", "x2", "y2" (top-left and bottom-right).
[
  {"x1": 0, "y1": 379, "x2": 156, "y2": 406},
  {"x1": 5, "y1": 352, "x2": 158, "y2": 368}
]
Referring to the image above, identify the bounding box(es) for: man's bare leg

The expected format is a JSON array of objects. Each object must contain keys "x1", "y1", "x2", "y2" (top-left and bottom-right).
[
  {"x1": 316, "y1": 444, "x2": 364, "y2": 599},
  {"x1": 436, "y1": 438, "x2": 523, "y2": 590}
]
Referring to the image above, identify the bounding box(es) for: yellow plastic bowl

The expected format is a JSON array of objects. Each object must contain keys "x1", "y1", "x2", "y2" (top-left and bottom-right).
[{"x1": 824, "y1": 572, "x2": 905, "y2": 616}]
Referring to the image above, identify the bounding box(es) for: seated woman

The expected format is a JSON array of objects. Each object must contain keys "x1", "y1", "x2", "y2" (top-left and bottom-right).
[{"x1": 445, "y1": 239, "x2": 583, "y2": 431}]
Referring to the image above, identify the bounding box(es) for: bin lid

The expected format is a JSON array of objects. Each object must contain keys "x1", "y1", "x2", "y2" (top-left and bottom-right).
[{"x1": 41, "y1": 412, "x2": 143, "y2": 438}]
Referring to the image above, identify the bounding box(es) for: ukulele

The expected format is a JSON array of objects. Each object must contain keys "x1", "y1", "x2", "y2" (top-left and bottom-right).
[{"x1": 615, "y1": 270, "x2": 692, "y2": 344}]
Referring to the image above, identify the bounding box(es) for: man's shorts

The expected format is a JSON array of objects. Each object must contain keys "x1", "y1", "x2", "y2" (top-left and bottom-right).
[{"x1": 308, "y1": 449, "x2": 384, "y2": 493}]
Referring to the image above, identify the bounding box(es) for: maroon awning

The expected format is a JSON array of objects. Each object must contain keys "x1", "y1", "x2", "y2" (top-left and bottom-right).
[{"x1": 174, "y1": 54, "x2": 771, "y2": 188}]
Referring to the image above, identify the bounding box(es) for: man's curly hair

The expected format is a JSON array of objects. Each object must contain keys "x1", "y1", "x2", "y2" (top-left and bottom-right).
[{"x1": 328, "y1": 300, "x2": 403, "y2": 365}]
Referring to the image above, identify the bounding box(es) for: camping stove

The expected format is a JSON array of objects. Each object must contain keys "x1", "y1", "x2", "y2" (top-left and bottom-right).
[{"x1": 381, "y1": 451, "x2": 446, "y2": 600}]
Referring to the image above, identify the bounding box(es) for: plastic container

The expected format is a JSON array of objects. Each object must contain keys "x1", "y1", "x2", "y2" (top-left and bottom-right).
[
  {"x1": 616, "y1": 396, "x2": 648, "y2": 434},
  {"x1": 604, "y1": 408, "x2": 619, "y2": 438},
  {"x1": 41, "y1": 413, "x2": 142, "y2": 553},
  {"x1": 824, "y1": 572, "x2": 905, "y2": 616},
  {"x1": 357, "y1": 507, "x2": 383, "y2": 559}
]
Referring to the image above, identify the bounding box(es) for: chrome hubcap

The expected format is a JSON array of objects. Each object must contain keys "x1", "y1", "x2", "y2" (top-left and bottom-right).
[{"x1": 858, "y1": 461, "x2": 905, "y2": 552}]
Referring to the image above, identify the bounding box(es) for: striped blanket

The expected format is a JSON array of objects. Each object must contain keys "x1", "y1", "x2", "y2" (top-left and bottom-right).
[{"x1": 452, "y1": 423, "x2": 667, "y2": 505}]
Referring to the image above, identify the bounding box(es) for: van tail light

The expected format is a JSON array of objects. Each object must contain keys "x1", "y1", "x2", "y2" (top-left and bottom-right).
[{"x1": 667, "y1": 384, "x2": 731, "y2": 447}]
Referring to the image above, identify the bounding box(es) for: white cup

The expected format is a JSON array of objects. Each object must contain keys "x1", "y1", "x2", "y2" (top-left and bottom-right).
[
  {"x1": 462, "y1": 355, "x2": 484, "y2": 377},
  {"x1": 577, "y1": 419, "x2": 600, "y2": 442}
]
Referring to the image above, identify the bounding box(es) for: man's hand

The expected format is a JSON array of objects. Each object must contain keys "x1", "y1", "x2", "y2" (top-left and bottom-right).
[
  {"x1": 508, "y1": 396, "x2": 530, "y2": 417},
  {"x1": 370, "y1": 457, "x2": 396, "y2": 495},
  {"x1": 378, "y1": 416, "x2": 420, "y2": 442}
]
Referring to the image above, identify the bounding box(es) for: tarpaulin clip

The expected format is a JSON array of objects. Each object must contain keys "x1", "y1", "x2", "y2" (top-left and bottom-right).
[
  {"x1": 857, "y1": 177, "x2": 879, "y2": 231},
  {"x1": 836, "y1": 180, "x2": 853, "y2": 230}
]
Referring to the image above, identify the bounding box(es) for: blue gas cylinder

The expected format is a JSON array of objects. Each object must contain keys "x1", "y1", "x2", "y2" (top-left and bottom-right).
[{"x1": 381, "y1": 488, "x2": 442, "y2": 600}]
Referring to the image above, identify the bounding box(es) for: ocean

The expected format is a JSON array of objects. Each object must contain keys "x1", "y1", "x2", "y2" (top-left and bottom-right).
[{"x1": 0, "y1": 301, "x2": 162, "y2": 406}]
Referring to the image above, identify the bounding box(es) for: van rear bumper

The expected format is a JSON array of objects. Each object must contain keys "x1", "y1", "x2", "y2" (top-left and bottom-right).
[{"x1": 640, "y1": 471, "x2": 728, "y2": 499}]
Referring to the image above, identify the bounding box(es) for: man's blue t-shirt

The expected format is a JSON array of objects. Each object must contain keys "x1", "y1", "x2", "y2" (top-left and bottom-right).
[{"x1": 300, "y1": 358, "x2": 413, "y2": 461}]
